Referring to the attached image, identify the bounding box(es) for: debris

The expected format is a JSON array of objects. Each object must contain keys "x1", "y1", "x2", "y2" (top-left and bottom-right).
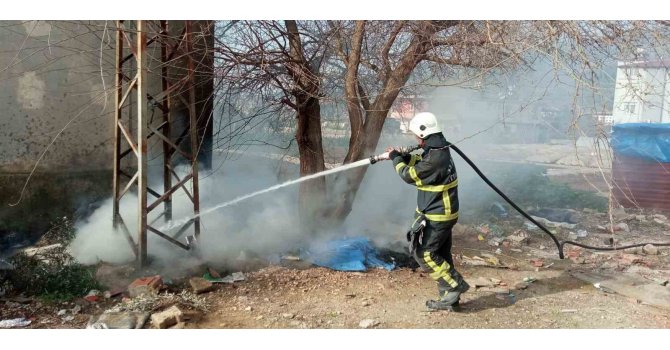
[
  {"x1": 635, "y1": 215, "x2": 647, "y2": 222},
  {"x1": 477, "y1": 224, "x2": 491, "y2": 235},
  {"x1": 652, "y1": 214, "x2": 667, "y2": 222},
  {"x1": 207, "y1": 267, "x2": 221, "y2": 279},
  {"x1": 470, "y1": 277, "x2": 497, "y2": 288},
  {"x1": 151, "y1": 305, "x2": 183, "y2": 329},
  {"x1": 84, "y1": 289, "x2": 102, "y2": 302},
  {"x1": 576, "y1": 229, "x2": 588, "y2": 238},
  {"x1": 643, "y1": 244, "x2": 659, "y2": 255},
  {"x1": 477, "y1": 234, "x2": 485, "y2": 241},
  {"x1": 71, "y1": 305, "x2": 82, "y2": 315},
  {"x1": 461, "y1": 255, "x2": 508, "y2": 269},
  {"x1": 189, "y1": 277, "x2": 215, "y2": 294},
  {"x1": 528, "y1": 208, "x2": 580, "y2": 225},
  {"x1": 205, "y1": 271, "x2": 247, "y2": 284},
  {"x1": 85, "y1": 308, "x2": 141, "y2": 328},
  {"x1": 358, "y1": 319, "x2": 380, "y2": 329},
  {"x1": 560, "y1": 309, "x2": 578, "y2": 313},
  {"x1": 84, "y1": 295, "x2": 100, "y2": 303},
  {"x1": 128, "y1": 276, "x2": 163, "y2": 298},
  {"x1": 0, "y1": 318, "x2": 31, "y2": 328},
  {"x1": 593, "y1": 283, "x2": 616, "y2": 294},
  {"x1": 539, "y1": 245, "x2": 546, "y2": 250},
  {"x1": 653, "y1": 218, "x2": 667, "y2": 225},
  {"x1": 530, "y1": 259, "x2": 544, "y2": 267},
  {"x1": 531, "y1": 216, "x2": 576, "y2": 229},
  {"x1": 62, "y1": 316, "x2": 75, "y2": 322},
  {"x1": 488, "y1": 237, "x2": 503, "y2": 247},
  {"x1": 506, "y1": 231, "x2": 529, "y2": 245},
  {"x1": 523, "y1": 277, "x2": 537, "y2": 283},
  {"x1": 57, "y1": 309, "x2": 67, "y2": 316},
  {"x1": 244, "y1": 306, "x2": 253, "y2": 311},
  {"x1": 282, "y1": 313, "x2": 295, "y2": 319},
  {"x1": 304, "y1": 237, "x2": 395, "y2": 271},
  {"x1": 361, "y1": 301, "x2": 371, "y2": 307},
  {"x1": 482, "y1": 254, "x2": 500, "y2": 266},
  {"x1": 495, "y1": 248, "x2": 502, "y2": 255}
]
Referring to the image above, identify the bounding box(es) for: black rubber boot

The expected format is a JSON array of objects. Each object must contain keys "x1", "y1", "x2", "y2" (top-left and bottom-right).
[
  {"x1": 425, "y1": 299, "x2": 459, "y2": 311},
  {"x1": 441, "y1": 279, "x2": 470, "y2": 304}
]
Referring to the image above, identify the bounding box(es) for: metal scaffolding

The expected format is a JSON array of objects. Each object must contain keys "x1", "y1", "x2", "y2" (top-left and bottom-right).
[{"x1": 112, "y1": 20, "x2": 202, "y2": 268}]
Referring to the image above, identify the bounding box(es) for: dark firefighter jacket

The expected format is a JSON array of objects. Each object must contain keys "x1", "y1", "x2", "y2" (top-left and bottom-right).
[{"x1": 391, "y1": 133, "x2": 459, "y2": 222}]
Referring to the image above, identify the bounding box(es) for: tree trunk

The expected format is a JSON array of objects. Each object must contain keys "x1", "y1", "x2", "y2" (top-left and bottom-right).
[
  {"x1": 285, "y1": 20, "x2": 327, "y2": 232},
  {"x1": 295, "y1": 92, "x2": 326, "y2": 231}
]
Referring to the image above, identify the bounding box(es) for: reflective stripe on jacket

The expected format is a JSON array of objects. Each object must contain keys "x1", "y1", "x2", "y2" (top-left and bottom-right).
[{"x1": 392, "y1": 145, "x2": 459, "y2": 222}]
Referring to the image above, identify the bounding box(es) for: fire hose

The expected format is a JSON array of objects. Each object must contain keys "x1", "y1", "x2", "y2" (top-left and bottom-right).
[{"x1": 371, "y1": 144, "x2": 670, "y2": 259}]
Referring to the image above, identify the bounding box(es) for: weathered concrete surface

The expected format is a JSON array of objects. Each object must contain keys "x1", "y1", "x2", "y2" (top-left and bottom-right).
[
  {"x1": 572, "y1": 271, "x2": 670, "y2": 309},
  {"x1": 0, "y1": 21, "x2": 115, "y2": 173},
  {"x1": 0, "y1": 20, "x2": 214, "y2": 237},
  {"x1": 0, "y1": 20, "x2": 214, "y2": 174}
]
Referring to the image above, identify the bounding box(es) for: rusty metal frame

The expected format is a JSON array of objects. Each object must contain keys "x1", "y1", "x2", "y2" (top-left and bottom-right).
[{"x1": 112, "y1": 20, "x2": 202, "y2": 268}]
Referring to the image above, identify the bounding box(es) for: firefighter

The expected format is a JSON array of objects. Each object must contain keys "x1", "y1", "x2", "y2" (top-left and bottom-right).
[{"x1": 386, "y1": 112, "x2": 469, "y2": 310}]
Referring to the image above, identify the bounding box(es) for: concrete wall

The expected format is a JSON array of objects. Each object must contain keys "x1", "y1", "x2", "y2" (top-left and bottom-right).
[
  {"x1": 0, "y1": 21, "x2": 116, "y2": 174},
  {"x1": 0, "y1": 20, "x2": 214, "y2": 233}
]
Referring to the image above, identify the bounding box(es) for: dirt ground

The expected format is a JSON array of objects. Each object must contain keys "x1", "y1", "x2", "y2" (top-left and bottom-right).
[
  {"x1": 4, "y1": 237, "x2": 669, "y2": 329},
  {"x1": 195, "y1": 264, "x2": 670, "y2": 329},
  {"x1": 3, "y1": 205, "x2": 670, "y2": 329}
]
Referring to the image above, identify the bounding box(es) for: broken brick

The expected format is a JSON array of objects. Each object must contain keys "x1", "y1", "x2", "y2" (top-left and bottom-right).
[
  {"x1": 128, "y1": 275, "x2": 163, "y2": 298},
  {"x1": 151, "y1": 305, "x2": 183, "y2": 329},
  {"x1": 189, "y1": 277, "x2": 215, "y2": 294},
  {"x1": 84, "y1": 295, "x2": 100, "y2": 303}
]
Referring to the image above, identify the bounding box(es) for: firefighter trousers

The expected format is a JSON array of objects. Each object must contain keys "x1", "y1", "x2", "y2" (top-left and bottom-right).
[{"x1": 411, "y1": 218, "x2": 465, "y2": 297}]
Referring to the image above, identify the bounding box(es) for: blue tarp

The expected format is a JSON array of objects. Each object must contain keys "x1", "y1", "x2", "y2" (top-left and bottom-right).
[
  {"x1": 302, "y1": 237, "x2": 395, "y2": 272},
  {"x1": 611, "y1": 123, "x2": 670, "y2": 163}
]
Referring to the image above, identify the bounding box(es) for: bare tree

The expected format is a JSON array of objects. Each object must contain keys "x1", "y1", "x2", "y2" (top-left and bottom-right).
[{"x1": 213, "y1": 20, "x2": 670, "y2": 230}]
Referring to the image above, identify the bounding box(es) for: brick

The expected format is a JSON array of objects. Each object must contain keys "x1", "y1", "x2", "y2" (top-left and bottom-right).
[
  {"x1": 151, "y1": 305, "x2": 182, "y2": 329},
  {"x1": 84, "y1": 295, "x2": 100, "y2": 302},
  {"x1": 189, "y1": 277, "x2": 215, "y2": 294},
  {"x1": 128, "y1": 275, "x2": 163, "y2": 298}
]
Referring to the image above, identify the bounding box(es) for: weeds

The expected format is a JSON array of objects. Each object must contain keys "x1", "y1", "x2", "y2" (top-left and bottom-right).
[{"x1": 5, "y1": 217, "x2": 101, "y2": 301}]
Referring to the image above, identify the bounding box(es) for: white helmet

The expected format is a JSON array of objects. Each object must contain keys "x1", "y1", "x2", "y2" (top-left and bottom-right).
[{"x1": 409, "y1": 112, "x2": 441, "y2": 139}]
